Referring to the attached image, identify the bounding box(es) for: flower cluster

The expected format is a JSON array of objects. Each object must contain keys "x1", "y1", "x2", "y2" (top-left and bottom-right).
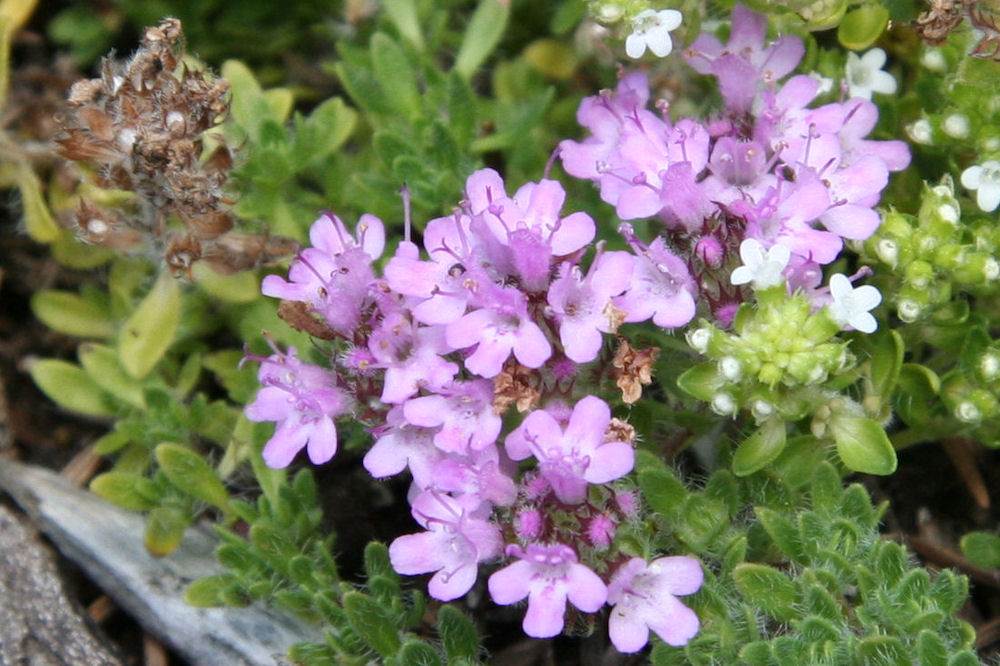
[
  {"x1": 246, "y1": 170, "x2": 701, "y2": 652},
  {"x1": 560, "y1": 4, "x2": 908, "y2": 324}
]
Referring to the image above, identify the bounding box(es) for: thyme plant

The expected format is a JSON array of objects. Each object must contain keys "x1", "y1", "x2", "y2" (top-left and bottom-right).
[{"x1": 11, "y1": 0, "x2": 1000, "y2": 662}]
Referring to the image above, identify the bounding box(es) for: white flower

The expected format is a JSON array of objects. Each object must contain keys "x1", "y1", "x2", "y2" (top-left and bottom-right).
[
  {"x1": 625, "y1": 9, "x2": 682, "y2": 59},
  {"x1": 730, "y1": 238, "x2": 791, "y2": 289},
  {"x1": 960, "y1": 161, "x2": 1000, "y2": 212},
  {"x1": 845, "y1": 48, "x2": 897, "y2": 100},
  {"x1": 809, "y1": 71, "x2": 834, "y2": 95},
  {"x1": 827, "y1": 273, "x2": 882, "y2": 334}
]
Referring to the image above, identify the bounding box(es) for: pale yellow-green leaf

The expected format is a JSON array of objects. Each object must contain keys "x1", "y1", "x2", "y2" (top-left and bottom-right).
[
  {"x1": 192, "y1": 262, "x2": 261, "y2": 303},
  {"x1": 0, "y1": 16, "x2": 9, "y2": 111},
  {"x1": 522, "y1": 39, "x2": 577, "y2": 80},
  {"x1": 0, "y1": 0, "x2": 37, "y2": 34},
  {"x1": 49, "y1": 233, "x2": 114, "y2": 269},
  {"x1": 79, "y1": 343, "x2": 147, "y2": 408},
  {"x1": 119, "y1": 271, "x2": 181, "y2": 379},
  {"x1": 265, "y1": 88, "x2": 294, "y2": 124},
  {"x1": 221, "y1": 59, "x2": 274, "y2": 139},
  {"x1": 28, "y1": 358, "x2": 114, "y2": 417},
  {"x1": 17, "y1": 163, "x2": 60, "y2": 242},
  {"x1": 31, "y1": 290, "x2": 115, "y2": 339}
]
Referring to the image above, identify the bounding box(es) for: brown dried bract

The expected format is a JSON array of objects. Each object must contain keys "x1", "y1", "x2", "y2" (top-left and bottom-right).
[
  {"x1": 58, "y1": 19, "x2": 296, "y2": 276},
  {"x1": 605, "y1": 417, "x2": 636, "y2": 446},
  {"x1": 968, "y1": 2, "x2": 1000, "y2": 59},
  {"x1": 492, "y1": 362, "x2": 541, "y2": 415},
  {"x1": 914, "y1": 0, "x2": 966, "y2": 46},
  {"x1": 611, "y1": 337, "x2": 660, "y2": 404},
  {"x1": 277, "y1": 301, "x2": 338, "y2": 340}
]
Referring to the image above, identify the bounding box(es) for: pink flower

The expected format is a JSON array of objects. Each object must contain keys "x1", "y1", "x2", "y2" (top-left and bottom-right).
[
  {"x1": 261, "y1": 212, "x2": 383, "y2": 337},
  {"x1": 244, "y1": 346, "x2": 352, "y2": 468},
  {"x1": 389, "y1": 491, "x2": 502, "y2": 601},
  {"x1": 547, "y1": 250, "x2": 633, "y2": 363},
  {"x1": 505, "y1": 396, "x2": 634, "y2": 504},
  {"x1": 614, "y1": 227, "x2": 696, "y2": 329},
  {"x1": 488, "y1": 543, "x2": 607, "y2": 638},
  {"x1": 446, "y1": 284, "x2": 551, "y2": 378},
  {"x1": 607, "y1": 556, "x2": 703, "y2": 652},
  {"x1": 403, "y1": 380, "x2": 501, "y2": 454}
]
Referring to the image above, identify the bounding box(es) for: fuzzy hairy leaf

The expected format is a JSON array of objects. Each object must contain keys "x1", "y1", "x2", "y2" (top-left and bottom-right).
[
  {"x1": 342, "y1": 591, "x2": 402, "y2": 658},
  {"x1": 733, "y1": 563, "x2": 799, "y2": 622}
]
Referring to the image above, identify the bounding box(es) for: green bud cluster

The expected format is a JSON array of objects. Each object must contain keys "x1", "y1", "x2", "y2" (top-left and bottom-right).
[
  {"x1": 585, "y1": 0, "x2": 654, "y2": 25},
  {"x1": 909, "y1": 39, "x2": 1000, "y2": 159},
  {"x1": 937, "y1": 326, "x2": 1000, "y2": 446},
  {"x1": 861, "y1": 180, "x2": 999, "y2": 323},
  {"x1": 681, "y1": 288, "x2": 851, "y2": 422}
]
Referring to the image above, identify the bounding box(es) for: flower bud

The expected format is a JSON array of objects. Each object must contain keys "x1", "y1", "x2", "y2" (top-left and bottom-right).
[
  {"x1": 718, "y1": 356, "x2": 742, "y2": 382},
  {"x1": 897, "y1": 299, "x2": 922, "y2": 323},
  {"x1": 905, "y1": 260, "x2": 934, "y2": 289},
  {"x1": 750, "y1": 399, "x2": 774, "y2": 421},
  {"x1": 686, "y1": 327, "x2": 712, "y2": 354},
  {"x1": 956, "y1": 400, "x2": 981, "y2": 424},
  {"x1": 943, "y1": 114, "x2": 970, "y2": 139},
  {"x1": 907, "y1": 119, "x2": 933, "y2": 144},
  {"x1": 710, "y1": 392, "x2": 737, "y2": 416},
  {"x1": 695, "y1": 236, "x2": 725, "y2": 269},
  {"x1": 980, "y1": 353, "x2": 1000, "y2": 382},
  {"x1": 875, "y1": 238, "x2": 898, "y2": 267}
]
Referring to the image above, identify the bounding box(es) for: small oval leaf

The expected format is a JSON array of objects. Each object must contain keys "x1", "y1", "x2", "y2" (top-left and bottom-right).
[
  {"x1": 31, "y1": 290, "x2": 114, "y2": 338},
  {"x1": 29, "y1": 358, "x2": 113, "y2": 417},
  {"x1": 119, "y1": 271, "x2": 181, "y2": 379},
  {"x1": 830, "y1": 415, "x2": 897, "y2": 475}
]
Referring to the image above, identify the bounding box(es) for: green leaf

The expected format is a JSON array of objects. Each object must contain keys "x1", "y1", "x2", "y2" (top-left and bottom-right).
[
  {"x1": 119, "y1": 271, "x2": 181, "y2": 379},
  {"x1": 676, "y1": 362, "x2": 721, "y2": 402},
  {"x1": 856, "y1": 636, "x2": 906, "y2": 665},
  {"x1": 454, "y1": 0, "x2": 510, "y2": 79},
  {"x1": 185, "y1": 574, "x2": 238, "y2": 607},
  {"x1": 16, "y1": 163, "x2": 60, "y2": 242},
  {"x1": 960, "y1": 531, "x2": 1000, "y2": 569},
  {"x1": 192, "y1": 264, "x2": 261, "y2": 304},
  {"x1": 31, "y1": 290, "x2": 114, "y2": 339},
  {"x1": 797, "y1": 615, "x2": 839, "y2": 642},
  {"x1": 264, "y1": 88, "x2": 294, "y2": 124},
  {"x1": 364, "y1": 541, "x2": 396, "y2": 580},
  {"x1": 446, "y1": 71, "x2": 477, "y2": 143},
  {"x1": 732, "y1": 563, "x2": 799, "y2": 622},
  {"x1": 733, "y1": 417, "x2": 787, "y2": 476},
  {"x1": 829, "y1": 415, "x2": 897, "y2": 475},
  {"x1": 756, "y1": 506, "x2": 804, "y2": 561},
  {"x1": 144, "y1": 505, "x2": 190, "y2": 557},
  {"x1": 93, "y1": 430, "x2": 131, "y2": 454},
  {"x1": 79, "y1": 343, "x2": 147, "y2": 409},
  {"x1": 371, "y1": 32, "x2": 420, "y2": 118},
  {"x1": 155, "y1": 443, "x2": 230, "y2": 510},
  {"x1": 868, "y1": 328, "x2": 903, "y2": 399},
  {"x1": 437, "y1": 605, "x2": 479, "y2": 660},
  {"x1": 90, "y1": 472, "x2": 159, "y2": 511},
  {"x1": 837, "y1": 4, "x2": 890, "y2": 50},
  {"x1": 29, "y1": 358, "x2": 114, "y2": 417},
  {"x1": 222, "y1": 59, "x2": 276, "y2": 139},
  {"x1": 739, "y1": 642, "x2": 774, "y2": 665},
  {"x1": 383, "y1": 0, "x2": 424, "y2": 50},
  {"x1": 293, "y1": 97, "x2": 357, "y2": 165},
  {"x1": 638, "y1": 469, "x2": 687, "y2": 519},
  {"x1": 397, "y1": 641, "x2": 442, "y2": 666},
  {"x1": 342, "y1": 591, "x2": 402, "y2": 657}
]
